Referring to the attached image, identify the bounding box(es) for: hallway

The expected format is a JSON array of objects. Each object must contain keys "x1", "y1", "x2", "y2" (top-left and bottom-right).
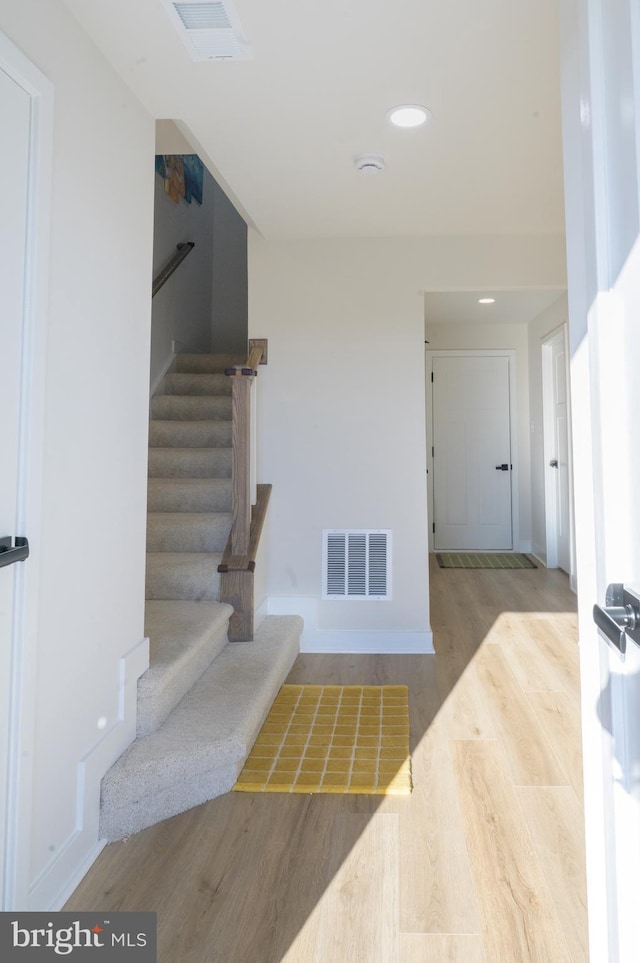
[{"x1": 67, "y1": 558, "x2": 587, "y2": 962}]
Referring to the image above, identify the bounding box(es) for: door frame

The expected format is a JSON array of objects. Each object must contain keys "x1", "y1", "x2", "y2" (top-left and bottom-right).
[
  {"x1": 541, "y1": 324, "x2": 576, "y2": 581},
  {"x1": 0, "y1": 32, "x2": 52, "y2": 909},
  {"x1": 425, "y1": 349, "x2": 521, "y2": 553},
  {"x1": 561, "y1": 0, "x2": 640, "y2": 957}
]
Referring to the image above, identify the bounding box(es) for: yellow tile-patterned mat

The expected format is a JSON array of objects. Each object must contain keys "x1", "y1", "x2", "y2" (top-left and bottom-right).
[{"x1": 234, "y1": 684, "x2": 412, "y2": 795}]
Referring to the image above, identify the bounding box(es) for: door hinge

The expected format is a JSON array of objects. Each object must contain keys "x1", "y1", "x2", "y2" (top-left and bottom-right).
[
  {"x1": 432, "y1": 446, "x2": 434, "y2": 457},
  {"x1": 431, "y1": 371, "x2": 434, "y2": 382},
  {"x1": 432, "y1": 523, "x2": 435, "y2": 534}
]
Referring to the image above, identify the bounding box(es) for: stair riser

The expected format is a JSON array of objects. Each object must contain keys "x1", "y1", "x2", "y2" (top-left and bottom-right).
[
  {"x1": 150, "y1": 396, "x2": 232, "y2": 421},
  {"x1": 148, "y1": 448, "x2": 231, "y2": 478},
  {"x1": 176, "y1": 354, "x2": 245, "y2": 374},
  {"x1": 146, "y1": 555, "x2": 222, "y2": 601},
  {"x1": 146, "y1": 514, "x2": 232, "y2": 553},
  {"x1": 138, "y1": 601, "x2": 233, "y2": 738},
  {"x1": 149, "y1": 421, "x2": 232, "y2": 449},
  {"x1": 100, "y1": 616, "x2": 303, "y2": 840},
  {"x1": 164, "y1": 373, "x2": 231, "y2": 396},
  {"x1": 147, "y1": 479, "x2": 232, "y2": 513}
]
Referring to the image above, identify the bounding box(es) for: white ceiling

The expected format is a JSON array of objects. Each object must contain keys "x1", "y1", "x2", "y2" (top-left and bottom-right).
[
  {"x1": 424, "y1": 289, "x2": 565, "y2": 327},
  {"x1": 61, "y1": 0, "x2": 565, "y2": 241}
]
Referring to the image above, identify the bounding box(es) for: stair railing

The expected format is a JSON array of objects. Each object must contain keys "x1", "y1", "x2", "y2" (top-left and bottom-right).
[
  {"x1": 152, "y1": 241, "x2": 195, "y2": 297},
  {"x1": 218, "y1": 340, "x2": 269, "y2": 641}
]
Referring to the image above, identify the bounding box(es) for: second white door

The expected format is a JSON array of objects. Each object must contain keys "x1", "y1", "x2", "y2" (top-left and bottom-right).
[
  {"x1": 432, "y1": 355, "x2": 513, "y2": 550},
  {"x1": 543, "y1": 329, "x2": 571, "y2": 572}
]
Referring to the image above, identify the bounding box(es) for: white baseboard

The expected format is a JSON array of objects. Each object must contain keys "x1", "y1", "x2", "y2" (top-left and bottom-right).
[
  {"x1": 149, "y1": 350, "x2": 177, "y2": 398},
  {"x1": 28, "y1": 637, "x2": 149, "y2": 910},
  {"x1": 300, "y1": 631, "x2": 433, "y2": 654},
  {"x1": 267, "y1": 596, "x2": 434, "y2": 654}
]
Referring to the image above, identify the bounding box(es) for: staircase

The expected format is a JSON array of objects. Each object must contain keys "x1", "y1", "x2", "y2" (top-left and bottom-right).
[{"x1": 99, "y1": 353, "x2": 302, "y2": 841}]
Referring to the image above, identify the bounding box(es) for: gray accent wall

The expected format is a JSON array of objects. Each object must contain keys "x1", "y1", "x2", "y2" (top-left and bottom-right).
[
  {"x1": 150, "y1": 162, "x2": 215, "y2": 390},
  {"x1": 212, "y1": 181, "x2": 248, "y2": 354}
]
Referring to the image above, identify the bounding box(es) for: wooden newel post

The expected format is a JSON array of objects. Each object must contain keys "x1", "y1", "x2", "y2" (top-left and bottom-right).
[
  {"x1": 231, "y1": 374, "x2": 252, "y2": 556},
  {"x1": 221, "y1": 342, "x2": 267, "y2": 641},
  {"x1": 226, "y1": 344, "x2": 264, "y2": 557}
]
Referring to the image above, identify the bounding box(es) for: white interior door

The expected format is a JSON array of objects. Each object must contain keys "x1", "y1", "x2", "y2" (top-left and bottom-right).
[
  {"x1": 0, "y1": 62, "x2": 31, "y2": 912},
  {"x1": 0, "y1": 34, "x2": 51, "y2": 910},
  {"x1": 562, "y1": 0, "x2": 640, "y2": 959},
  {"x1": 431, "y1": 354, "x2": 513, "y2": 550},
  {"x1": 543, "y1": 328, "x2": 572, "y2": 572}
]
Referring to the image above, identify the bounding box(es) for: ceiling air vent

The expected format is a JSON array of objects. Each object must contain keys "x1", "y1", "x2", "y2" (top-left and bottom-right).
[
  {"x1": 162, "y1": 0, "x2": 253, "y2": 61},
  {"x1": 323, "y1": 530, "x2": 392, "y2": 600}
]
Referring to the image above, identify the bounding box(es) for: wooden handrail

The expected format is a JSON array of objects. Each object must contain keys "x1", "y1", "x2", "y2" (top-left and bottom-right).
[
  {"x1": 224, "y1": 344, "x2": 264, "y2": 378},
  {"x1": 218, "y1": 484, "x2": 271, "y2": 574}
]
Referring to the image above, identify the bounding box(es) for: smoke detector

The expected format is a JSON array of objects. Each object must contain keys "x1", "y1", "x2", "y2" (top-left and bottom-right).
[
  {"x1": 162, "y1": 0, "x2": 253, "y2": 61},
  {"x1": 355, "y1": 154, "x2": 385, "y2": 175}
]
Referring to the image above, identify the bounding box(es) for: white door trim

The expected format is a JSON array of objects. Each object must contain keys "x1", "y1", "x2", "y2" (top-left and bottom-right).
[
  {"x1": 425, "y1": 349, "x2": 521, "y2": 552},
  {"x1": 541, "y1": 331, "x2": 560, "y2": 568},
  {"x1": 0, "y1": 32, "x2": 53, "y2": 910},
  {"x1": 541, "y1": 323, "x2": 575, "y2": 580}
]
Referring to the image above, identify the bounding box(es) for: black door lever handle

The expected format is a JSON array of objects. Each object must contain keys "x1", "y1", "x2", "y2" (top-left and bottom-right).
[
  {"x1": 0, "y1": 536, "x2": 30, "y2": 569},
  {"x1": 495, "y1": 464, "x2": 510, "y2": 471}
]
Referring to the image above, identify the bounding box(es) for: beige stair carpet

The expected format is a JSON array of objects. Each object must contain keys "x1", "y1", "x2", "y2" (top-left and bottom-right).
[{"x1": 99, "y1": 354, "x2": 301, "y2": 838}]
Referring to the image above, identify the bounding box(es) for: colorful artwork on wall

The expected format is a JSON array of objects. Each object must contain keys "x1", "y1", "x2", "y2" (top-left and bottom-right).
[
  {"x1": 183, "y1": 155, "x2": 204, "y2": 204},
  {"x1": 155, "y1": 154, "x2": 204, "y2": 205}
]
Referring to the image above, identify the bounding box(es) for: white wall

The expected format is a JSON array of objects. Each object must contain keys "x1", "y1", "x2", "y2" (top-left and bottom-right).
[
  {"x1": 527, "y1": 294, "x2": 569, "y2": 562},
  {"x1": 248, "y1": 233, "x2": 567, "y2": 652},
  {"x1": 150, "y1": 159, "x2": 215, "y2": 391},
  {"x1": 425, "y1": 322, "x2": 532, "y2": 551},
  {"x1": 1, "y1": 1, "x2": 154, "y2": 908}
]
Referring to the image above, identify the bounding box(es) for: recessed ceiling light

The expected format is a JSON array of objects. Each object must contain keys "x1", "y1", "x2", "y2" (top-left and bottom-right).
[
  {"x1": 387, "y1": 105, "x2": 432, "y2": 128},
  {"x1": 478, "y1": 298, "x2": 496, "y2": 304}
]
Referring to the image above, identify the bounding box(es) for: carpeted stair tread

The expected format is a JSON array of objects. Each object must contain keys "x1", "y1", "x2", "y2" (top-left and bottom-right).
[
  {"x1": 145, "y1": 552, "x2": 223, "y2": 601},
  {"x1": 138, "y1": 600, "x2": 233, "y2": 738},
  {"x1": 100, "y1": 615, "x2": 303, "y2": 840},
  {"x1": 147, "y1": 447, "x2": 232, "y2": 478},
  {"x1": 146, "y1": 512, "x2": 232, "y2": 553},
  {"x1": 176, "y1": 353, "x2": 244, "y2": 373},
  {"x1": 147, "y1": 477, "x2": 232, "y2": 513},
  {"x1": 164, "y1": 372, "x2": 231, "y2": 396},
  {"x1": 148, "y1": 420, "x2": 232, "y2": 449},
  {"x1": 150, "y1": 395, "x2": 232, "y2": 422}
]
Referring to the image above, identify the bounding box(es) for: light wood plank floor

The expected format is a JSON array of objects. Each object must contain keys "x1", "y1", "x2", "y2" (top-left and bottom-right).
[{"x1": 67, "y1": 558, "x2": 588, "y2": 962}]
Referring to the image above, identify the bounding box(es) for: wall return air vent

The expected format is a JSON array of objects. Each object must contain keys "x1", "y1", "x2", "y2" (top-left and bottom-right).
[
  {"x1": 162, "y1": 0, "x2": 253, "y2": 61},
  {"x1": 323, "y1": 530, "x2": 392, "y2": 600}
]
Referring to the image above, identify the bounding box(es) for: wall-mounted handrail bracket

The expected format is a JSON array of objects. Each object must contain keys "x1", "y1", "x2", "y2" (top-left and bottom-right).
[{"x1": 593, "y1": 582, "x2": 640, "y2": 655}]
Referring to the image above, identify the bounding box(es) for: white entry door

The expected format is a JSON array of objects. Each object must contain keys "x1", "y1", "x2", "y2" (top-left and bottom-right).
[
  {"x1": 431, "y1": 354, "x2": 513, "y2": 550},
  {"x1": 542, "y1": 328, "x2": 571, "y2": 572},
  {"x1": 563, "y1": 0, "x2": 640, "y2": 959}
]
